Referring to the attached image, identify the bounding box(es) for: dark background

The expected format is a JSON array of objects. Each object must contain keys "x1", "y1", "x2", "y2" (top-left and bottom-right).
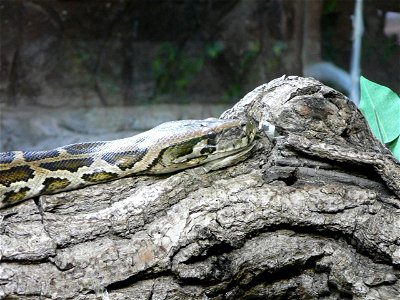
[{"x1": 1, "y1": 0, "x2": 399, "y2": 108}]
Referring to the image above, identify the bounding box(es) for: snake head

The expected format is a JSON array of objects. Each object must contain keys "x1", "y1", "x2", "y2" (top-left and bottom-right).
[{"x1": 149, "y1": 118, "x2": 257, "y2": 173}]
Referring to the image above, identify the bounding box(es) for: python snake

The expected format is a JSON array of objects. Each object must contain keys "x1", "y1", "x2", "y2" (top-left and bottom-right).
[{"x1": 0, "y1": 118, "x2": 256, "y2": 208}]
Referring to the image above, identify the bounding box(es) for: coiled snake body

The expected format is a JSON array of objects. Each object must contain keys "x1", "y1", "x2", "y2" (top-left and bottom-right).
[{"x1": 0, "y1": 119, "x2": 256, "y2": 208}]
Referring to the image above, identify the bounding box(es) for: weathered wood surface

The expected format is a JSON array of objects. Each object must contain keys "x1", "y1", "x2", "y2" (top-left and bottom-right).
[{"x1": 1, "y1": 76, "x2": 399, "y2": 299}]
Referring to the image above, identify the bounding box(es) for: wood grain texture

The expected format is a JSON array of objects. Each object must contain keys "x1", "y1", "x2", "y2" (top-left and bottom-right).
[{"x1": 1, "y1": 76, "x2": 399, "y2": 299}]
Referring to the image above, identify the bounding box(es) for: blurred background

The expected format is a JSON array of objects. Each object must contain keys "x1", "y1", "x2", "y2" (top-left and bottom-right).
[{"x1": 0, "y1": 0, "x2": 399, "y2": 151}]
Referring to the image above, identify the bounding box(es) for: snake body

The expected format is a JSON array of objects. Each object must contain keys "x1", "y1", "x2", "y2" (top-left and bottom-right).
[{"x1": 0, "y1": 118, "x2": 256, "y2": 208}]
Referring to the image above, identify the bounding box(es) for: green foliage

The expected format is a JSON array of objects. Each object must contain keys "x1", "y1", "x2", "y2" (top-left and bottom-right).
[
  {"x1": 224, "y1": 40, "x2": 262, "y2": 101},
  {"x1": 240, "y1": 40, "x2": 261, "y2": 70},
  {"x1": 323, "y1": 0, "x2": 337, "y2": 13},
  {"x1": 265, "y1": 40, "x2": 286, "y2": 71},
  {"x1": 223, "y1": 83, "x2": 243, "y2": 102},
  {"x1": 206, "y1": 41, "x2": 224, "y2": 59},
  {"x1": 152, "y1": 43, "x2": 195, "y2": 95},
  {"x1": 67, "y1": 40, "x2": 120, "y2": 98},
  {"x1": 152, "y1": 42, "x2": 222, "y2": 96},
  {"x1": 272, "y1": 41, "x2": 286, "y2": 57},
  {"x1": 152, "y1": 40, "x2": 261, "y2": 101},
  {"x1": 68, "y1": 41, "x2": 94, "y2": 85},
  {"x1": 359, "y1": 76, "x2": 400, "y2": 160}
]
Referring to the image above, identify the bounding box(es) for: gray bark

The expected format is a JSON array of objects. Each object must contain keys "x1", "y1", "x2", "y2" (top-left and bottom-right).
[{"x1": 1, "y1": 76, "x2": 399, "y2": 299}]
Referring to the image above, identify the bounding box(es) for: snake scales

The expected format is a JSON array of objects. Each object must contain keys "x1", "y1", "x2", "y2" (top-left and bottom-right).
[{"x1": 0, "y1": 118, "x2": 256, "y2": 208}]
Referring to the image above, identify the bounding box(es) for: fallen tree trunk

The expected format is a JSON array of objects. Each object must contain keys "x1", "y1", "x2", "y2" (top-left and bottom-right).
[{"x1": 1, "y1": 76, "x2": 399, "y2": 299}]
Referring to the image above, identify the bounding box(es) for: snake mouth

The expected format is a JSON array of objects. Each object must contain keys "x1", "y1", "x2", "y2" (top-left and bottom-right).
[{"x1": 200, "y1": 141, "x2": 256, "y2": 172}]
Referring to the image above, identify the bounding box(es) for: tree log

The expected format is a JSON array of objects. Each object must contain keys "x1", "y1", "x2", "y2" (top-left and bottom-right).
[{"x1": 1, "y1": 76, "x2": 399, "y2": 299}]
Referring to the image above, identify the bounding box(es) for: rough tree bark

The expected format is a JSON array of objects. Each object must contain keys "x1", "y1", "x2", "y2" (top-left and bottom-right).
[{"x1": 1, "y1": 76, "x2": 399, "y2": 299}]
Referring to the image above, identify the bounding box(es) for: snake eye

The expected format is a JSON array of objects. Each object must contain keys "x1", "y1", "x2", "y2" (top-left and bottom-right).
[
  {"x1": 207, "y1": 131, "x2": 217, "y2": 139},
  {"x1": 207, "y1": 131, "x2": 217, "y2": 146}
]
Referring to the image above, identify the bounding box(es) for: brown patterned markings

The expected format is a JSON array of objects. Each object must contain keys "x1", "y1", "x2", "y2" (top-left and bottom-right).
[
  {"x1": 81, "y1": 171, "x2": 119, "y2": 182},
  {"x1": 2, "y1": 187, "x2": 31, "y2": 205},
  {"x1": 64, "y1": 142, "x2": 107, "y2": 154},
  {"x1": 41, "y1": 177, "x2": 71, "y2": 194},
  {"x1": 40, "y1": 158, "x2": 94, "y2": 172},
  {"x1": 23, "y1": 149, "x2": 60, "y2": 162},
  {"x1": 0, "y1": 166, "x2": 35, "y2": 187},
  {"x1": 102, "y1": 151, "x2": 143, "y2": 171}
]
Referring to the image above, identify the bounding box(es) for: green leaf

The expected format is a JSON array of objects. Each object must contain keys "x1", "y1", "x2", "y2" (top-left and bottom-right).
[{"x1": 359, "y1": 76, "x2": 400, "y2": 144}]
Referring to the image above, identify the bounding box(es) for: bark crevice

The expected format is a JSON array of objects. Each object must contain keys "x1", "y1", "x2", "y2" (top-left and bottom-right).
[{"x1": 1, "y1": 76, "x2": 399, "y2": 299}]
